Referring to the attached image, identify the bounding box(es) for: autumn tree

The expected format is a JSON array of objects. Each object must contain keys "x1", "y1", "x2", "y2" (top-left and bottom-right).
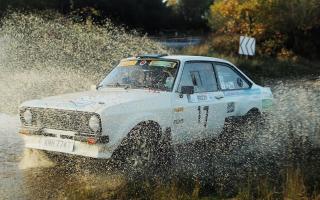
[{"x1": 208, "y1": 0, "x2": 320, "y2": 58}]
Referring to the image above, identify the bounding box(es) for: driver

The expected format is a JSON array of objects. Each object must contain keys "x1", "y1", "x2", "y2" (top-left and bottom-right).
[{"x1": 149, "y1": 68, "x2": 175, "y2": 90}]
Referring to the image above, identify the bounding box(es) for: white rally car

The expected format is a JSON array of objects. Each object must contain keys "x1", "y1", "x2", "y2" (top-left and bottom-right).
[{"x1": 19, "y1": 55, "x2": 273, "y2": 168}]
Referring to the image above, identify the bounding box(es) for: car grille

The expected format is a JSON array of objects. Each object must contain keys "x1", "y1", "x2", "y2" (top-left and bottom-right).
[{"x1": 21, "y1": 108, "x2": 101, "y2": 135}]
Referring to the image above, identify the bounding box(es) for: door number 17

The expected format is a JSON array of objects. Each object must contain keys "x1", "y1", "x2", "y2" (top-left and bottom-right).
[{"x1": 198, "y1": 106, "x2": 209, "y2": 128}]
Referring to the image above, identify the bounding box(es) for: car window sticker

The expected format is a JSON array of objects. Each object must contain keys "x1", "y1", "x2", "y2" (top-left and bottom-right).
[
  {"x1": 149, "y1": 60, "x2": 176, "y2": 68},
  {"x1": 139, "y1": 60, "x2": 148, "y2": 66},
  {"x1": 228, "y1": 81, "x2": 235, "y2": 89},
  {"x1": 119, "y1": 60, "x2": 137, "y2": 67}
]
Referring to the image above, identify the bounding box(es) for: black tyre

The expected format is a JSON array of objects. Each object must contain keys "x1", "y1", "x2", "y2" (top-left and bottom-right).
[
  {"x1": 113, "y1": 122, "x2": 160, "y2": 173},
  {"x1": 242, "y1": 109, "x2": 267, "y2": 142},
  {"x1": 113, "y1": 122, "x2": 174, "y2": 176},
  {"x1": 244, "y1": 109, "x2": 264, "y2": 125},
  {"x1": 221, "y1": 109, "x2": 264, "y2": 147}
]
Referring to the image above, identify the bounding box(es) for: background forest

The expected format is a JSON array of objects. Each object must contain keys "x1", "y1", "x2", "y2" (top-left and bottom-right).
[{"x1": 0, "y1": 0, "x2": 319, "y2": 59}]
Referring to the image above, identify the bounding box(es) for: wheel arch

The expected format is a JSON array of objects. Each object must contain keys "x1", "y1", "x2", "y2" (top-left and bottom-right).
[
  {"x1": 246, "y1": 107, "x2": 261, "y2": 115},
  {"x1": 111, "y1": 119, "x2": 163, "y2": 160},
  {"x1": 127, "y1": 120, "x2": 162, "y2": 137}
]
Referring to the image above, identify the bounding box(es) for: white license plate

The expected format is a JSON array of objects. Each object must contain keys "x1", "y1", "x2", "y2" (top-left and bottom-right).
[{"x1": 39, "y1": 137, "x2": 74, "y2": 153}]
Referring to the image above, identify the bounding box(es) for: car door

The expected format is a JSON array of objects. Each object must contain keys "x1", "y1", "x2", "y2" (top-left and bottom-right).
[
  {"x1": 171, "y1": 61, "x2": 227, "y2": 144},
  {"x1": 213, "y1": 63, "x2": 260, "y2": 118}
]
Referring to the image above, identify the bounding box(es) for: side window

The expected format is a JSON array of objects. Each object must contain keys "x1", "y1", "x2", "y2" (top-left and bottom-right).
[
  {"x1": 215, "y1": 64, "x2": 250, "y2": 90},
  {"x1": 178, "y1": 62, "x2": 218, "y2": 93}
]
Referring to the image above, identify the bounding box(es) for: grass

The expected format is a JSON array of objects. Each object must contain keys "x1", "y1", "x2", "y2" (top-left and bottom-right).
[
  {"x1": 283, "y1": 168, "x2": 308, "y2": 200},
  {"x1": 55, "y1": 167, "x2": 320, "y2": 200},
  {"x1": 150, "y1": 168, "x2": 319, "y2": 200},
  {"x1": 234, "y1": 168, "x2": 313, "y2": 200}
]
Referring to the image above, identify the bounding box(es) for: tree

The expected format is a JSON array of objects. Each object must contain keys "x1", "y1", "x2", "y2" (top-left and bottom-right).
[
  {"x1": 0, "y1": 0, "x2": 173, "y2": 32},
  {"x1": 208, "y1": 0, "x2": 320, "y2": 58},
  {"x1": 208, "y1": 0, "x2": 261, "y2": 35},
  {"x1": 167, "y1": 0, "x2": 213, "y2": 30}
]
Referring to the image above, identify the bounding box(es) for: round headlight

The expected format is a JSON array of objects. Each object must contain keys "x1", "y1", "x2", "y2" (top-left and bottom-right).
[
  {"x1": 89, "y1": 115, "x2": 100, "y2": 132},
  {"x1": 23, "y1": 109, "x2": 33, "y2": 125}
]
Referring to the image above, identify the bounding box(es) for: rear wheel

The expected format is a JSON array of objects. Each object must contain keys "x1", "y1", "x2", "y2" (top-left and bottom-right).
[
  {"x1": 242, "y1": 109, "x2": 266, "y2": 141},
  {"x1": 244, "y1": 109, "x2": 264, "y2": 125},
  {"x1": 221, "y1": 109, "x2": 264, "y2": 146}
]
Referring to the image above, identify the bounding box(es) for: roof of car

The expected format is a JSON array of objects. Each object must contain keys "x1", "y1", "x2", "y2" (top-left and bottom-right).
[
  {"x1": 124, "y1": 55, "x2": 233, "y2": 65},
  {"x1": 162, "y1": 55, "x2": 230, "y2": 63}
]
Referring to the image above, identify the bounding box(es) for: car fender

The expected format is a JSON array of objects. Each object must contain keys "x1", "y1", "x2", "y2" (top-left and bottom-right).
[
  {"x1": 241, "y1": 85, "x2": 273, "y2": 114},
  {"x1": 98, "y1": 97, "x2": 172, "y2": 150},
  {"x1": 122, "y1": 111, "x2": 166, "y2": 136},
  {"x1": 240, "y1": 100, "x2": 262, "y2": 115},
  {"x1": 103, "y1": 112, "x2": 167, "y2": 150}
]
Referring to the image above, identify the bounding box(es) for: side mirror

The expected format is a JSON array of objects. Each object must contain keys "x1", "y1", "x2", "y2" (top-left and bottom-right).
[{"x1": 180, "y1": 86, "x2": 194, "y2": 96}]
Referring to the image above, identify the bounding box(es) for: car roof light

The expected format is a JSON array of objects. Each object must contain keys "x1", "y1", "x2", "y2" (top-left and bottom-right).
[{"x1": 136, "y1": 54, "x2": 168, "y2": 59}]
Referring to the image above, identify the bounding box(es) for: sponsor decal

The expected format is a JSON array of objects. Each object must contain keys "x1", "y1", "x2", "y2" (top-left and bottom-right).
[
  {"x1": 139, "y1": 60, "x2": 147, "y2": 66},
  {"x1": 188, "y1": 93, "x2": 215, "y2": 103},
  {"x1": 149, "y1": 60, "x2": 176, "y2": 68},
  {"x1": 188, "y1": 94, "x2": 199, "y2": 103},
  {"x1": 174, "y1": 107, "x2": 184, "y2": 112},
  {"x1": 119, "y1": 60, "x2": 137, "y2": 67},
  {"x1": 197, "y1": 95, "x2": 207, "y2": 101}
]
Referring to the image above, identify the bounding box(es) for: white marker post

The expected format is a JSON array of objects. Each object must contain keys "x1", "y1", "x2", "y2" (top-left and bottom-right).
[{"x1": 239, "y1": 36, "x2": 256, "y2": 56}]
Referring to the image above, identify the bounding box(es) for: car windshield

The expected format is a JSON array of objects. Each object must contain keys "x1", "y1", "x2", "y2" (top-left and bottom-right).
[{"x1": 98, "y1": 59, "x2": 179, "y2": 91}]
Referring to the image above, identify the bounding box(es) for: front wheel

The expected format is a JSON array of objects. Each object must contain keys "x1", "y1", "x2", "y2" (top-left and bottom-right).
[
  {"x1": 125, "y1": 124, "x2": 157, "y2": 172},
  {"x1": 112, "y1": 122, "x2": 159, "y2": 174},
  {"x1": 113, "y1": 122, "x2": 174, "y2": 176}
]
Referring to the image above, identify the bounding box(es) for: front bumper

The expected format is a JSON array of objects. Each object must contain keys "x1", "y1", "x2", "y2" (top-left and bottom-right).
[{"x1": 19, "y1": 128, "x2": 112, "y2": 159}]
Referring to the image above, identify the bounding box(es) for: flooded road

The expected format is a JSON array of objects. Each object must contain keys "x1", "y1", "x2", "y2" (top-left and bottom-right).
[
  {"x1": 0, "y1": 114, "x2": 24, "y2": 199},
  {"x1": 0, "y1": 114, "x2": 127, "y2": 200},
  {"x1": 1, "y1": 79, "x2": 320, "y2": 199}
]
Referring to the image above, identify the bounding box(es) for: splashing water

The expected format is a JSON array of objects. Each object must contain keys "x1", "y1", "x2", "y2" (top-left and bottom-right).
[
  {"x1": 0, "y1": 12, "x2": 168, "y2": 114},
  {"x1": 18, "y1": 149, "x2": 55, "y2": 170},
  {"x1": 172, "y1": 78, "x2": 320, "y2": 195}
]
